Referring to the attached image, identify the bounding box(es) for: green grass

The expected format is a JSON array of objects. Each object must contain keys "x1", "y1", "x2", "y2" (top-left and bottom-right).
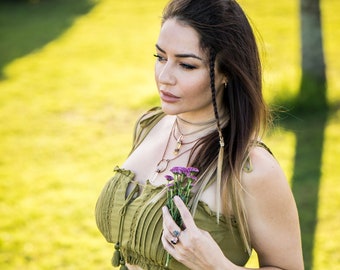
[{"x1": 0, "y1": 0, "x2": 339, "y2": 269}]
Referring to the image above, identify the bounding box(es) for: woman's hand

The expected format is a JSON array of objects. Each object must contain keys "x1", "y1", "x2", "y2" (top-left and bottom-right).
[{"x1": 161, "y1": 196, "x2": 237, "y2": 270}]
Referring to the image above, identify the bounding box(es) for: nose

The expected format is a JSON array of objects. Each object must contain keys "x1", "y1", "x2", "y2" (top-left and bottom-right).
[{"x1": 156, "y1": 61, "x2": 176, "y2": 86}]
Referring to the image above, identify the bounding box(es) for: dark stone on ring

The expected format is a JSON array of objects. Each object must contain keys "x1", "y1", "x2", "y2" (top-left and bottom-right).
[{"x1": 170, "y1": 238, "x2": 178, "y2": 245}]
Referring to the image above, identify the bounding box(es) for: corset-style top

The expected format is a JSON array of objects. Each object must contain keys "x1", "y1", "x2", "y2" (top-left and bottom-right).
[{"x1": 95, "y1": 107, "x2": 250, "y2": 269}]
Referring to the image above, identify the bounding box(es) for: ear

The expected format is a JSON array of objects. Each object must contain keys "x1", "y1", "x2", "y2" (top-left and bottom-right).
[
  {"x1": 215, "y1": 70, "x2": 227, "y2": 88},
  {"x1": 222, "y1": 76, "x2": 228, "y2": 88}
]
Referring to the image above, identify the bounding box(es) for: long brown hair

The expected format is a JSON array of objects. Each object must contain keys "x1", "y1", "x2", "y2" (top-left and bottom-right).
[{"x1": 162, "y1": 0, "x2": 268, "y2": 253}]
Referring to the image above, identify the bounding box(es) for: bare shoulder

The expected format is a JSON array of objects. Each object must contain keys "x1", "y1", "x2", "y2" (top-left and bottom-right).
[
  {"x1": 241, "y1": 145, "x2": 304, "y2": 269},
  {"x1": 242, "y1": 145, "x2": 287, "y2": 192}
]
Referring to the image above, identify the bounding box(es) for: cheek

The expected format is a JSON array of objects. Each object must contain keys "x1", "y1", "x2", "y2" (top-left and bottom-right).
[
  {"x1": 187, "y1": 75, "x2": 211, "y2": 97},
  {"x1": 154, "y1": 64, "x2": 159, "y2": 83}
]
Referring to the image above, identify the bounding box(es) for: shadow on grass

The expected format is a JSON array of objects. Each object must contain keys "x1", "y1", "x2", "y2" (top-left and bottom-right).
[
  {"x1": 275, "y1": 99, "x2": 329, "y2": 270},
  {"x1": 0, "y1": 0, "x2": 96, "y2": 80}
]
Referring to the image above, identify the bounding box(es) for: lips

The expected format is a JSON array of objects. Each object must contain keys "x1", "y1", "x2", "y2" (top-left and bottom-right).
[{"x1": 160, "y1": 90, "x2": 180, "y2": 103}]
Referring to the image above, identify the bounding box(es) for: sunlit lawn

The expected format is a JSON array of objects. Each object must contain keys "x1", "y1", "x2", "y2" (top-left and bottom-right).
[{"x1": 0, "y1": 0, "x2": 339, "y2": 269}]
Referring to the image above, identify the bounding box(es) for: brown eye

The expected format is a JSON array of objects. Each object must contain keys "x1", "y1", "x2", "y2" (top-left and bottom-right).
[
  {"x1": 180, "y1": 63, "x2": 196, "y2": 70},
  {"x1": 153, "y1": 54, "x2": 167, "y2": 62}
]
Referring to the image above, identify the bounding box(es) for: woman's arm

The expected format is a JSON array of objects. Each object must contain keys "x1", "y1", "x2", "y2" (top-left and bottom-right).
[{"x1": 242, "y1": 146, "x2": 304, "y2": 269}]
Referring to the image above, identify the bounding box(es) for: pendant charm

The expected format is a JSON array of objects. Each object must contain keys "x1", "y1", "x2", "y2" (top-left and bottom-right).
[
  {"x1": 174, "y1": 135, "x2": 183, "y2": 155},
  {"x1": 156, "y1": 159, "x2": 169, "y2": 173}
]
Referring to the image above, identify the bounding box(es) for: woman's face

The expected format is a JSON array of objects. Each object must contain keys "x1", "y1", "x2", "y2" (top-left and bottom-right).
[{"x1": 154, "y1": 19, "x2": 225, "y2": 121}]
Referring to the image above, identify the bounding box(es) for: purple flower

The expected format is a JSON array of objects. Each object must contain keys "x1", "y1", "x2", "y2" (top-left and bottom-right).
[
  {"x1": 170, "y1": 166, "x2": 188, "y2": 175},
  {"x1": 164, "y1": 175, "x2": 174, "y2": 181},
  {"x1": 165, "y1": 166, "x2": 199, "y2": 215},
  {"x1": 166, "y1": 182, "x2": 175, "y2": 188},
  {"x1": 187, "y1": 167, "x2": 199, "y2": 175},
  {"x1": 186, "y1": 174, "x2": 198, "y2": 183}
]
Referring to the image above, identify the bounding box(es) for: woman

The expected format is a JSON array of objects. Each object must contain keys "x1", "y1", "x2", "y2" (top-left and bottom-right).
[{"x1": 95, "y1": 0, "x2": 304, "y2": 269}]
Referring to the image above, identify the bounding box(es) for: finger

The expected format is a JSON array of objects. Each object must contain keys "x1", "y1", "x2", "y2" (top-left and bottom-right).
[
  {"x1": 162, "y1": 205, "x2": 172, "y2": 223},
  {"x1": 173, "y1": 196, "x2": 197, "y2": 229},
  {"x1": 161, "y1": 231, "x2": 174, "y2": 251},
  {"x1": 162, "y1": 206, "x2": 181, "y2": 231},
  {"x1": 161, "y1": 228, "x2": 180, "y2": 250},
  {"x1": 161, "y1": 233, "x2": 182, "y2": 264},
  {"x1": 162, "y1": 206, "x2": 182, "y2": 241},
  {"x1": 162, "y1": 226, "x2": 179, "y2": 245}
]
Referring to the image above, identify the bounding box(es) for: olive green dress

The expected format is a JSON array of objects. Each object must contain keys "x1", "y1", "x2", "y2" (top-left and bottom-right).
[{"x1": 95, "y1": 108, "x2": 250, "y2": 269}]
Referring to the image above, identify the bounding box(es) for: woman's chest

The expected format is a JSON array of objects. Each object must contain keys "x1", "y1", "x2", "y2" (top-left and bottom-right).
[{"x1": 122, "y1": 134, "x2": 192, "y2": 186}]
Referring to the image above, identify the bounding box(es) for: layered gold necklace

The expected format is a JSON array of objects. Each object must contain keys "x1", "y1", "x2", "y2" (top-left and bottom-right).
[
  {"x1": 150, "y1": 117, "x2": 216, "y2": 184},
  {"x1": 173, "y1": 117, "x2": 216, "y2": 155}
]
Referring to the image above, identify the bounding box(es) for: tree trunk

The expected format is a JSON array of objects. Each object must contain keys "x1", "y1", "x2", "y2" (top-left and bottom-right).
[{"x1": 299, "y1": 0, "x2": 327, "y2": 110}]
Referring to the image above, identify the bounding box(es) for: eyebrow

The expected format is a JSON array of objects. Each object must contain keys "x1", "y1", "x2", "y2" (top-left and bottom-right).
[{"x1": 155, "y1": 44, "x2": 203, "y2": 61}]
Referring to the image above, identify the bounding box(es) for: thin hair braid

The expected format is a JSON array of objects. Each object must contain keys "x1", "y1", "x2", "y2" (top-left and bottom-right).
[{"x1": 209, "y1": 52, "x2": 221, "y2": 131}]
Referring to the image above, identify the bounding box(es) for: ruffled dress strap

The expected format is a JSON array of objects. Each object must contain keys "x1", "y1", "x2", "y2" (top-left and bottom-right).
[
  {"x1": 243, "y1": 140, "x2": 274, "y2": 173},
  {"x1": 129, "y1": 107, "x2": 165, "y2": 154}
]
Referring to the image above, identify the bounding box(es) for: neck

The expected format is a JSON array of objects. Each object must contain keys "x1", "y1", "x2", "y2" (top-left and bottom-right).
[
  {"x1": 174, "y1": 117, "x2": 216, "y2": 141},
  {"x1": 176, "y1": 115, "x2": 216, "y2": 127}
]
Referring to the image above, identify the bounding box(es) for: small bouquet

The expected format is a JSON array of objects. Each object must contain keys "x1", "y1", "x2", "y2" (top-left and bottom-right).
[
  {"x1": 165, "y1": 166, "x2": 199, "y2": 227},
  {"x1": 164, "y1": 166, "x2": 199, "y2": 267}
]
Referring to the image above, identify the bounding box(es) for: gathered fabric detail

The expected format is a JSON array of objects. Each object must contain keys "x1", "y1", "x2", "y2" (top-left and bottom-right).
[
  {"x1": 111, "y1": 182, "x2": 140, "y2": 269},
  {"x1": 95, "y1": 168, "x2": 249, "y2": 269}
]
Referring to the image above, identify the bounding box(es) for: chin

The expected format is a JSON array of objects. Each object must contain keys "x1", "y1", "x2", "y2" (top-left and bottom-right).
[{"x1": 160, "y1": 103, "x2": 179, "y2": 115}]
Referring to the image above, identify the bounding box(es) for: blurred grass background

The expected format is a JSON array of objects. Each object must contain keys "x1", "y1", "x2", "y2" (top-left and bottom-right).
[{"x1": 0, "y1": 0, "x2": 339, "y2": 269}]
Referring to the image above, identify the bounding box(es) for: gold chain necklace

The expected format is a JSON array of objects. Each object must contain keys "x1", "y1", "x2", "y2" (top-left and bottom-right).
[
  {"x1": 173, "y1": 117, "x2": 216, "y2": 155},
  {"x1": 150, "y1": 121, "x2": 192, "y2": 184}
]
